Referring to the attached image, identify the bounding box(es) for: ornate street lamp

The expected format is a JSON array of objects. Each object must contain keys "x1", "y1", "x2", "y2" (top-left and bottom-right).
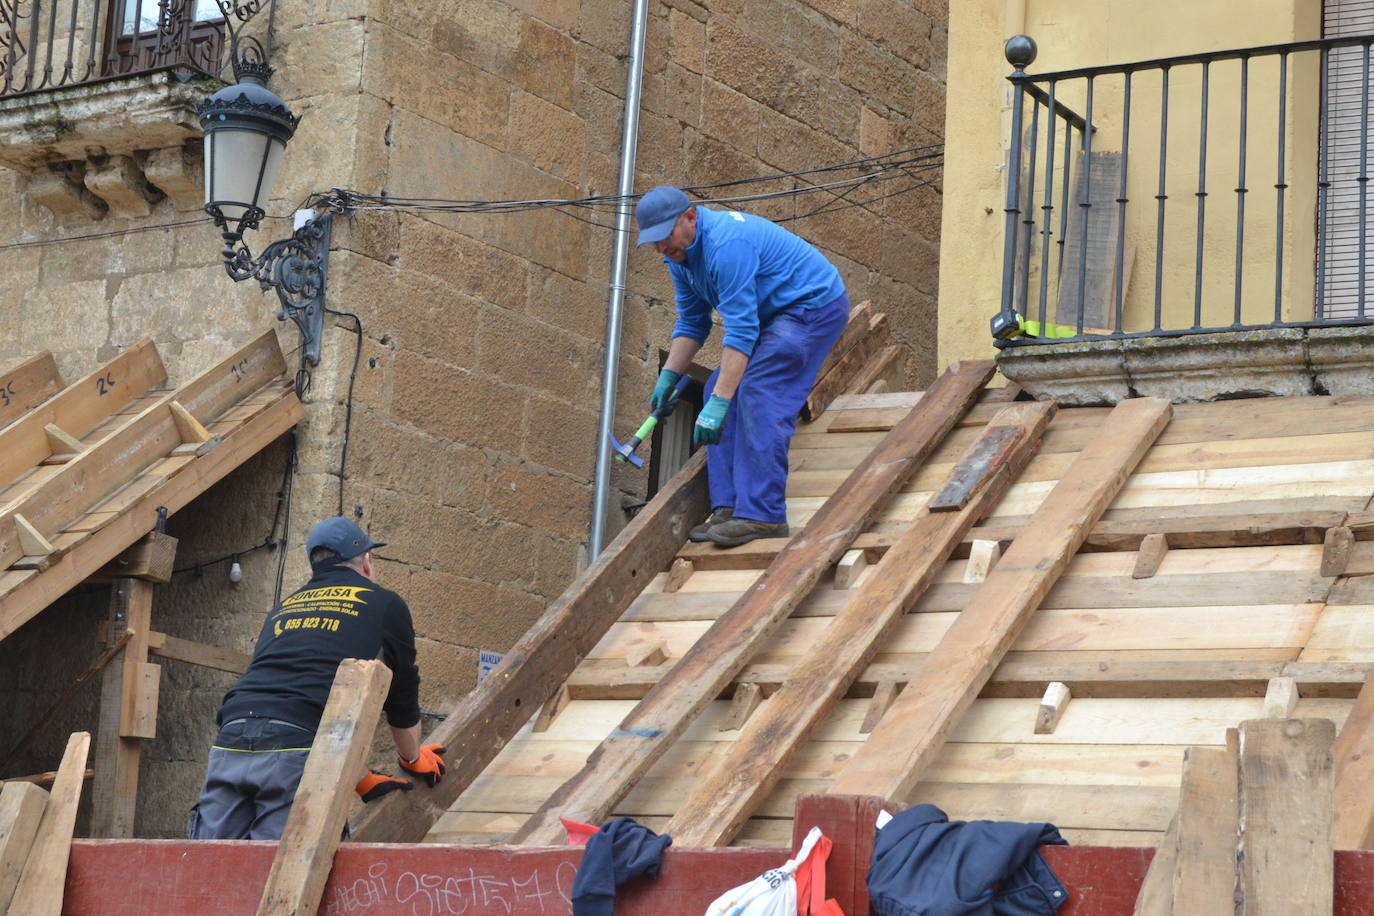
[{"x1": 197, "y1": 6, "x2": 334, "y2": 365}]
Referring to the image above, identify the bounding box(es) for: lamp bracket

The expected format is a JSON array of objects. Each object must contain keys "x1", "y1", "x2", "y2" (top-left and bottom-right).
[{"x1": 221, "y1": 212, "x2": 333, "y2": 366}]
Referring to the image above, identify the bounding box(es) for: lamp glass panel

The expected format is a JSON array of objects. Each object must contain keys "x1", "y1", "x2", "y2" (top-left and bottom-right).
[{"x1": 204, "y1": 128, "x2": 286, "y2": 223}]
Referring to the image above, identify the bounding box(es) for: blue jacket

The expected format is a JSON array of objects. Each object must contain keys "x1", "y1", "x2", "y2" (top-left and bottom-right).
[
  {"x1": 667, "y1": 207, "x2": 845, "y2": 356},
  {"x1": 867, "y1": 805, "x2": 1069, "y2": 916}
]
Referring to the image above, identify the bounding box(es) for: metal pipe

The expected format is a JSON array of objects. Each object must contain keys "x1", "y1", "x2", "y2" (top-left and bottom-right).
[{"x1": 589, "y1": 0, "x2": 650, "y2": 558}]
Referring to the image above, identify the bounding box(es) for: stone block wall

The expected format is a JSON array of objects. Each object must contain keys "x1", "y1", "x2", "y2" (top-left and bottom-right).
[{"x1": 0, "y1": 0, "x2": 946, "y2": 838}]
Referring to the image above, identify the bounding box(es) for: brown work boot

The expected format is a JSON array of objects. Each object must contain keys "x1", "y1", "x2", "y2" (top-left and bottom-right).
[
  {"x1": 707, "y1": 516, "x2": 789, "y2": 548},
  {"x1": 689, "y1": 507, "x2": 733, "y2": 543}
]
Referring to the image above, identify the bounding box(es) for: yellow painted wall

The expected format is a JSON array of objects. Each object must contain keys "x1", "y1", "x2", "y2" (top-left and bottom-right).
[{"x1": 938, "y1": 0, "x2": 1322, "y2": 370}]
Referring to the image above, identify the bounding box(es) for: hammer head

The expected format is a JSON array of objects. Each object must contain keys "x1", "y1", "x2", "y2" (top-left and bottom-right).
[{"x1": 608, "y1": 433, "x2": 645, "y2": 467}]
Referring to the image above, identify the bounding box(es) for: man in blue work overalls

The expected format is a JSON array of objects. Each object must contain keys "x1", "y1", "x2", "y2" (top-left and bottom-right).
[{"x1": 636, "y1": 186, "x2": 849, "y2": 548}]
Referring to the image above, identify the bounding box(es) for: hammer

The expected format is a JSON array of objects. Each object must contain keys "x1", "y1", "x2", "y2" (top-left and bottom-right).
[{"x1": 609, "y1": 373, "x2": 692, "y2": 467}]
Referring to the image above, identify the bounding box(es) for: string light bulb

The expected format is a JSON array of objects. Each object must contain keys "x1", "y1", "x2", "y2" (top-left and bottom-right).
[{"x1": 229, "y1": 556, "x2": 243, "y2": 583}]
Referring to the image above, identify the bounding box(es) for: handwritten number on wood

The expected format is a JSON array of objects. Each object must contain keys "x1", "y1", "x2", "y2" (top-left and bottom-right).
[
  {"x1": 0, "y1": 381, "x2": 13, "y2": 406},
  {"x1": 230, "y1": 359, "x2": 249, "y2": 383},
  {"x1": 95, "y1": 373, "x2": 116, "y2": 396}
]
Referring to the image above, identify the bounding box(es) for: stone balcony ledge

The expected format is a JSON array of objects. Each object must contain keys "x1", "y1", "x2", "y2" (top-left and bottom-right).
[{"x1": 997, "y1": 324, "x2": 1374, "y2": 405}]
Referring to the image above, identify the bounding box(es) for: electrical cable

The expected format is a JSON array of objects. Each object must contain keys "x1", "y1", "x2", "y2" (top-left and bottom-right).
[{"x1": 323, "y1": 306, "x2": 364, "y2": 518}]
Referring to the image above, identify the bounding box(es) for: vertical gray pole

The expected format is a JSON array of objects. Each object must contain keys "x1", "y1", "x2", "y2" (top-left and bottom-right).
[{"x1": 589, "y1": 0, "x2": 651, "y2": 558}]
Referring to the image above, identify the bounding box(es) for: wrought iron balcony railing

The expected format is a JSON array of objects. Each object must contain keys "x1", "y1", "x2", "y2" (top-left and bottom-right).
[
  {"x1": 996, "y1": 33, "x2": 1374, "y2": 346},
  {"x1": 1, "y1": 0, "x2": 225, "y2": 99}
]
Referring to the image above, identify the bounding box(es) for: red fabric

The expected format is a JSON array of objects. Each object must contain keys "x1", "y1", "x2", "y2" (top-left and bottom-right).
[{"x1": 795, "y1": 833, "x2": 845, "y2": 916}]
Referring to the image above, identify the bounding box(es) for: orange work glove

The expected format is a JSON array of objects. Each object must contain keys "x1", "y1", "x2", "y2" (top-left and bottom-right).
[
  {"x1": 355, "y1": 771, "x2": 412, "y2": 803},
  {"x1": 398, "y1": 744, "x2": 447, "y2": 787}
]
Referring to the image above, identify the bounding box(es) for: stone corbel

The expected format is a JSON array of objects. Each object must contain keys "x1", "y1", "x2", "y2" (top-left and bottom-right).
[
  {"x1": 27, "y1": 161, "x2": 108, "y2": 222},
  {"x1": 83, "y1": 154, "x2": 164, "y2": 219},
  {"x1": 143, "y1": 144, "x2": 205, "y2": 211}
]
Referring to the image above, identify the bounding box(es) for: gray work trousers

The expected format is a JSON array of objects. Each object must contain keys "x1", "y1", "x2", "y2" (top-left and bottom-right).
[{"x1": 188, "y1": 717, "x2": 312, "y2": 841}]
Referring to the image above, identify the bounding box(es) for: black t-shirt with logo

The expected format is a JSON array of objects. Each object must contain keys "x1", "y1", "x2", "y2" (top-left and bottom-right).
[{"x1": 216, "y1": 563, "x2": 422, "y2": 734}]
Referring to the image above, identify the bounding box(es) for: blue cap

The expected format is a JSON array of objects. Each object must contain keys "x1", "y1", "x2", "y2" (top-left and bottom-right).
[
  {"x1": 635, "y1": 186, "x2": 692, "y2": 246},
  {"x1": 306, "y1": 517, "x2": 385, "y2": 562}
]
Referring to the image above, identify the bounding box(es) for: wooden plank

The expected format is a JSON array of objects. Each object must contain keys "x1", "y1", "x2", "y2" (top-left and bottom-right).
[
  {"x1": 8, "y1": 731, "x2": 90, "y2": 916},
  {"x1": 829, "y1": 397, "x2": 1172, "y2": 802},
  {"x1": 0, "y1": 380, "x2": 303, "y2": 640},
  {"x1": 1237, "y1": 718, "x2": 1335, "y2": 915},
  {"x1": 845, "y1": 345, "x2": 902, "y2": 396},
  {"x1": 510, "y1": 360, "x2": 996, "y2": 845},
  {"x1": 664, "y1": 401, "x2": 1053, "y2": 846},
  {"x1": 0, "y1": 341, "x2": 164, "y2": 490},
  {"x1": 1034, "y1": 681, "x2": 1072, "y2": 735},
  {"x1": 147, "y1": 632, "x2": 250, "y2": 675},
  {"x1": 1334, "y1": 666, "x2": 1374, "y2": 849},
  {"x1": 257, "y1": 659, "x2": 392, "y2": 916},
  {"x1": 808, "y1": 301, "x2": 873, "y2": 397},
  {"x1": 348, "y1": 447, "x2": 710, "y2": 843},
  {"x1": 1171, "y1": 745, "x2": 1238, "y2": 915},
  {"x1": 90, "y1": 579, "x2": 153, "y2": 839},
  {"x1": 0, "y1": 332, "x2": 284, "y2": 575},
  {"x1": 802, "y1": 313, "x2": 888, "y2": 422},
  {"x1": 0, "y1": 351, "x2": 61, "y2": 430},
  {"x1": 1131, "y1": 812, "x2": 1179, "y2": 916},
  {"x1": 0, "y1": 781, "x2": 47, "y2": 911},
  {"x1": 1132, "y1": 533, "x2": 1169, "y2": 579},
  {"x1": 120, "y1": 662, "x2": 160, "y2": 740}
]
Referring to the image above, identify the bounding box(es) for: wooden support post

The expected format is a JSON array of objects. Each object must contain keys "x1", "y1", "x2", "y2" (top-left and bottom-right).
[
  {"x1": 663, "y1": 399, "x2": 1053, "y2": 847},
  {"x1": 257, "y1": 660, "x2": 392, "y2": 916},
  {"x1": 718, "y1": 683, "x2": 762, "y2": 733},
  {"x1": 1132, "y1": 532, "x2": 1169, "y2": 579},
  {"x1": 350, "y1": 448, "x2": 710, "y2": 844},
  {"x1": 1033, "y1": 682, "x2": 1072, "y2": 735},
  {"x1": 1334, "y1": 666, "x2": 1374, "y2": 848},
  {"x1": 830, "y1": 398, "x2": 1172, "y2": 804},
  {"x1": 532, "y1": 684, "x2": 572, "y2": 734},
  {"x1": 662, "y1": 557, "x2": 694, "y2": 594},
  {"x1": 834, "y1": 548, "x2": 868, "y2": 589},
  {"x1": 8, "y1": 731, "x2": 90, "y2": 916},
  {"x1": 13, "y1": 514, "x2": 54, "y2": 559},
  {"x1": 91, "y1": 579, "x2": 154, "y2": 838},
  {"x1": 1322, "y1": 525, "x2": 1355, "y2": 577},
  {"x1": 1171, "y1": 745, "x2": 1239, "y2": 916},
  {"x1": 0, "y1": 781, "x2": 48, "y2": 911},
  {"x1": 1237, "y1": 719, "x2": 1335, "y2": 915},
  {"x1": 861, "y1": 681, "x2": 899, "y2": 734},
  {"x1": 962, "y1": 539, "x2": 1001, "y2": 584},
  {"x1": 624, "y1": 641, "x2": 669, "y2": 668},
  {"x1": 513, "y1": 361, "x2": 996, "y2": 846},
  {"x1": 1263, "y1": 676, "x2": 1300, "y2": 719}
]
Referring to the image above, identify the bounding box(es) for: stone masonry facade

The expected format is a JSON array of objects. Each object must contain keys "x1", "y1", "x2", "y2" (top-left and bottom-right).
[{"x1": 0, "y1": 0, "x2": 946, "y2": 837}]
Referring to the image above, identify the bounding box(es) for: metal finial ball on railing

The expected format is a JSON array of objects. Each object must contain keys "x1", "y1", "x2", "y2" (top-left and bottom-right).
[{"x1": 1004, "y1": 34, "x2": 1038, "y2": 70}]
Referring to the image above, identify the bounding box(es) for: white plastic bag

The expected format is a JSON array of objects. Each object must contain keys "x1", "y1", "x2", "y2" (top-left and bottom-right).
[{"x1": 703, "y1": 826, "x2": 825, "y2": 916}]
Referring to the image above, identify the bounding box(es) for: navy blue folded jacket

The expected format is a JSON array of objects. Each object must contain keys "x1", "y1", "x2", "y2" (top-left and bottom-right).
[
  {"x1": 571, "y1": 817, "x2": 673, "y2": 916},
  {"x1": 867, "y1": 804, "x2": 1069, "y2": 916}
]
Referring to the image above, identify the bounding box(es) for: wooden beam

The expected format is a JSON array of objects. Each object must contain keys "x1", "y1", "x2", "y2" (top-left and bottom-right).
[
  {"x1": 90, "y1": 579, "x2": 154, "y2": 838},
  {"x1": 0, "y1": 351, "x2": 62, "y2": 429},
  {"x1": 829, "y1": 397, "x2": 1172, "y2": 802},
  {"x1": 0, "y1": 781, "x2": 47, "y2": 911},
  {"x1": 1171, "y1": 745, "x2": 1238, "y2": 915},
  {"x1": 1237, "y1": 718, "x2": 1335, "y2": 915},
  {"x1": 1334, "y1": 665, "x2": 1374, "y2": 848},
  {"x1": 1131, "y1": 813, "x2": 1179, "y2": 916},
  {"x1": 147, "y1": 631, "x2": 249, "y2": 675},
  {"x1": 511, "y1": 360, "x2": 996, "y2": 845},
  {"x1": 1263, "y1": 677, "x2": 1299, "y2": 719},
  {"x1": 1132, "y1": 533, "x2": 1169, "y2": 579},
  {"x1": 8, "y1": 731, "x2": 90, "y2": 916},
  {"x1": 1034, "y1": 681, "x2": 1072, "y2": 735},
  {"x1": 348, "y1": 448, "x2": 710, "y2": 843},
  {"x1": 0, "y1": 340, "x2": 164, "y2": 490},
  {"x1": 0, "y1": 331, "x2": 285, "y2": 576},
  {"x1": 833, "y1": 548, "x2": 867, "y2": 589},
  {"x1": 0, "y1": 370, "x2": 303, "y2": 641},
  {"x1": 662, "y1": 557, "x2": 694, "y2": 594},
  {"x1": 664, "y1": 400, "x2": 1052, "y2": 847},
  {"x1": 256, "y1": 659, "x2": 392, "y2": 916},
  {"x1": 1322, "y1": 525, "x2": 1355, "y2": 577},
  {"x1": 87, "y1": 531, "x2": 178, "y2": 584}
]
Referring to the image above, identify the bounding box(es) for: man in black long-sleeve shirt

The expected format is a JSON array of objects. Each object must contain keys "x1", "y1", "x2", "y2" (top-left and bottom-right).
[{"x1": 189, "y1": 517, "x2": 445, "y2": 840}]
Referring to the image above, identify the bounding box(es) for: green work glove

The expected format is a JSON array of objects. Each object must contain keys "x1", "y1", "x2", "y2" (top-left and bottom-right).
[
  {"x1": 694, "y1": 394, "x2": 731, "y2": 446},
  {"x1": 650, "y1": 369, "x2": 682, "y2": 411}
]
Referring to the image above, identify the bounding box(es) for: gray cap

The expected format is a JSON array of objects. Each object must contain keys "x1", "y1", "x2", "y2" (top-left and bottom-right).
[{"x1": 306, "y1": 516, "x2": 385, "y2": 562}]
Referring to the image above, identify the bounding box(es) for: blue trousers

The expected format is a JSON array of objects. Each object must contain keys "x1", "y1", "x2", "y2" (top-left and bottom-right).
[{"x1": 704, "y1": 292, "x2": 850, "y2": 524}]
